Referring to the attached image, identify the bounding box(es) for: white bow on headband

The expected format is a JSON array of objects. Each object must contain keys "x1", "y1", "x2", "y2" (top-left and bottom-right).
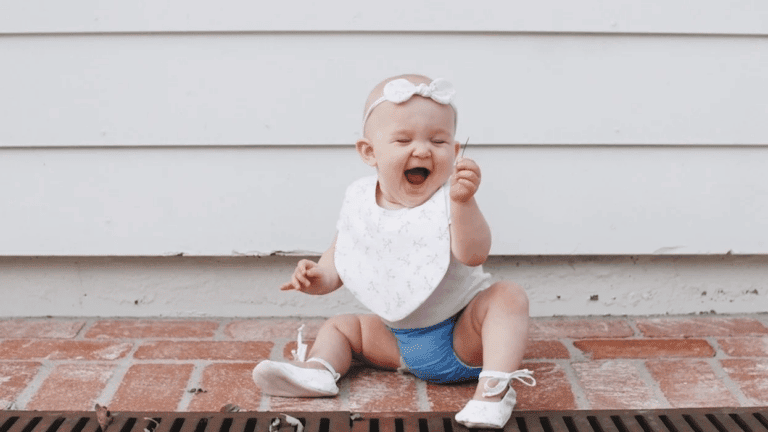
[{"x1": 362, "y1": 78, "x2": 457, "y2": 132}]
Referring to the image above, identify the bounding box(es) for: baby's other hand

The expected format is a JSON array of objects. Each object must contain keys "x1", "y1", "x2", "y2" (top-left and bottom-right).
[
  {"x1": 280, "y1": 259, "x2": 323, "y2": 292},
  {"x1": 450, "y1": 157, "x2": 481, "y2": 203}
]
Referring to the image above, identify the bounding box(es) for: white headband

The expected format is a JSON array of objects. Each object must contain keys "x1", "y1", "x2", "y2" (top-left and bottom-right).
[{"x1": 362, "y1": 78, "x2": 457, "y2": 133}]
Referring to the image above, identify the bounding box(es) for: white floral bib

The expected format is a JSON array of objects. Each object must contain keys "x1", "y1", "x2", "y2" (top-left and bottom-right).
[{"x1": 334, "y1": 176, "x2": 451, "y2": 321}]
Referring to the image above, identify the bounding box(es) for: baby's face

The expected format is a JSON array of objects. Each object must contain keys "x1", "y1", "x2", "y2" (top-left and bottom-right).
[{"x1": 363, "y1": 96, "x2": 459, "y2": 209}]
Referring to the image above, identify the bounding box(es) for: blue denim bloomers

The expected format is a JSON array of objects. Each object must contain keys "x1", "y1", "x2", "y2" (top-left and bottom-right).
[{"x1": 389, "y1": 310, "x2": 482, "y2": 384}]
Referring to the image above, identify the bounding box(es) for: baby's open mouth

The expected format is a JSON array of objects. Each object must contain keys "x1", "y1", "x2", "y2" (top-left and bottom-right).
[{"x1": 405, "y1": 167, "x2": 431, "y2": 185}]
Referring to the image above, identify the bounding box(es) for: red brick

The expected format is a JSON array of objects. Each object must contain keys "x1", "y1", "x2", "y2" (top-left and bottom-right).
[
  {"x1": 425, "y1": 380, "x2": 475, "y2": 412},
  {"x1": 721, "y1": 359, "x2": 768, "y2": 405},
  {"x1": 134, "y1": 341, "x2": 272, "y2": 361},
  {"x1": 574, "y1": 339, "x2": 714, "y2": 360},
  {"x1": 27, "y1": 363, "x2": 115, "y2": 411},
  {"x1": 0, "y1": 320, "x2": 85, "y2": 339},
  {"x1": 572, "y1": 361, "x2": 664, "y2": 409},
  {"x1": 637, "y1": 317, "x2": 768, "y2": 338},
  {"x1": 347, "y1": 368, "x2": 418, "y2": 412},
  {"x1": 427, "y1": 362, "x2": 576, "y2": 412},
  {"x1": 0, "y1": 362, "x2": 42, "y2": 405},
  {"x1": 718, "y1": 337, "x2": 768, "y2": 357},
  {"x1": 524, "y1": 340, "x2": 570, "y2": 359},
  {"x1": 516, "y1": 362, "x2": 576, "y2": 410},
  {"x1": 0, "y1": 340, "x2": 132, "y2": 360},
  {"x1": 110, "y1": 364, "x2": 194, "y2": 411},
  {"x1": 225, "y1": 319, "x2": 326, "y2": 340},
  {"x1": 186, "y1": 363, "x2": 261, "y2": 412},
  {"x1": 646, "y1": 359, "x2": 738, "y2": 407},
  {"x1": 86, "y1": 320, "x2": 219, "y2": 339},
  {"x1": 529, "y1": 319, "x2": 634, "y2": 339}
]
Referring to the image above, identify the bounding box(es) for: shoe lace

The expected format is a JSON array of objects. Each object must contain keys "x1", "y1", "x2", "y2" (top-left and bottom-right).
[
  {"x1": 480, "y1": 369, "x2": 536, "y2": 397},
  {"x1": 291, "y1": 324, "x2": 308, "y2": 362},
  {"x1": 290, "y1": 323, "x2": 341, "y2": 382}
]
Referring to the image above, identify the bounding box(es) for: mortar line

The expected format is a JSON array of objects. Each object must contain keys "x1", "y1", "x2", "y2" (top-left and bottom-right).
[
  {"x1": 259, "y1": 394, "x2": 271, "y2": 412},
  {"x1": 415, "y1": 379, "x2": 430, "y2": 411},
  {"x1": 625, "y1": 316, "x2": 644, "y2": 338},
  {"x1": 176, "y1": 361, "x2": 207, "y2": 411},
  {"x1": 706, "y1": 336, "x2": 753, "y2": 407},
  {"x1": 337, "y1": 370, "x2": 351, "y2": 412},
  {"x1": 269, "y1": 338, "x2": 290, "y2": 361},
  {"x1": 562, "y1": 337, "x2": 588, "y2": 362},
  {"x1": 74, "y1": 318, "x2": 95, "y2": 340},
  {"x1": 11, "y1": 359, "x2": 55, "y2": 410},
  {"x1": 558, "y1": 339, "x2": 592, "y2": 410},
  {"x1": 95, "y1": 339, "x2": 142, "y2": 406},
  {"x1": 212, "y1": 317, "x2": 229, "y2": 341},
  {"x1": 558, "y1": 359, "x2": 590, "y2": 409},
  {"x1": 634, "y1": 358, "x2": 672, "y2": 408}
]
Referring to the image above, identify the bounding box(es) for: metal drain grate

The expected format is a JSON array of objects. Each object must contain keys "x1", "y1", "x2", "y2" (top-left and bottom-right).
[{"x1": 2, "y1": 408, "x2": 767, "y2": 432}]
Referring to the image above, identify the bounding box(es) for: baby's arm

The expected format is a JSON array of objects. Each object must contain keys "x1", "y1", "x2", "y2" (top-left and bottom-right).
[
  {"x1": 280, "y1": 234, "x2": 343, "y2": 295},
  {"x1": 450, "y1": 157, "x2": 492, "y2": 267}
]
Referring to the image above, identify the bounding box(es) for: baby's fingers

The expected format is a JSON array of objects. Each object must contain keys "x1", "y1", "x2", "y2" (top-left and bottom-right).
[
  {"x1": 450, "y1": 178, "x2": 478, "y2": 203},
  {"x1": 453, "y1": 169, "x2": 480, "y2": 187},
  {"x1": 281, "y1": 274, "x2": 309, "y2": 292},
  {"x1": 294, "y1": 259, "x2": 316, "y2": 286},
  {"x1": 455, "y1": 157, "x2": 481, "y2": 177},
  {"x1": 294, "y1": 269, "x2": 311, "y2": 287},
  {"x1": 305, "y1": 266, "x2": 323, "y2": 280}
]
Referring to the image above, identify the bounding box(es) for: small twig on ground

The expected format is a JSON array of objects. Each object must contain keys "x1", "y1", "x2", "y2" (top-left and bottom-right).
[
  {"x1": 220, "y1": 403, "x2": 242, "y2": 412},
  {"x1": 95, "y1": 404, "x2": 113, "y2": 432}
]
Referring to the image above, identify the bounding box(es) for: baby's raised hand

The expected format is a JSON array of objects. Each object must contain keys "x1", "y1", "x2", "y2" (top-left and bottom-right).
[
  {"x1": 450, "y1": 157, "x2": 481, "y2": 203},
  {"x1": 280, "y1": 259, "x2": 324, "y2": 292}
]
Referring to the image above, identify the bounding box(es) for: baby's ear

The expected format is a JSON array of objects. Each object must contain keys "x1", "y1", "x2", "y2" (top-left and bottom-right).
[{"x1": 356, "y1": 138, "x2": 377, "y2": 167}]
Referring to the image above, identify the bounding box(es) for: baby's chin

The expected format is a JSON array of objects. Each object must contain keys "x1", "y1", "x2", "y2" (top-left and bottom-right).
[{"x1": 379, "y1": 182, "x2": 442, "y2": 209}]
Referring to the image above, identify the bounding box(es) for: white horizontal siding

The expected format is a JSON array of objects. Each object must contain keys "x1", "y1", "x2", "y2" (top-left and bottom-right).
[
  {"x1": 2, "y1": 3, "x2": 767, "y2": 258},
  {"x1": 2, "y1": 146, "x2": 766, "y2": 256},
  {"x1": 1, "y1": 0, "x2": 767, "y2": 35},
  {"x1": 2, "y1": 34, "x2": 767, "y2": 147}
]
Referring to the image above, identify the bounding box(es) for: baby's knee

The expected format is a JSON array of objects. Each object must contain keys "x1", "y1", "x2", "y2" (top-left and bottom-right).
[
  {"x1": 489, "y1": 281, "x2": 529, "y2": 311},
  {"x1": 324, "y1": 314, "x2": 360, "y2": 333}
]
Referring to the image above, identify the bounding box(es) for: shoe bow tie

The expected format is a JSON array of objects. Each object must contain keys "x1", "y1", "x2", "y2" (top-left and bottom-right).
[{"x1": 362, "y1": 78, "x2": 457, "y2": 132}]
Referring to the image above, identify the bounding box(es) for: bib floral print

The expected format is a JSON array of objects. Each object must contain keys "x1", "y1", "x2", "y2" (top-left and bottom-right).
[{"x1": 335, "y1": 176, "x2": 451, "y2": 321}]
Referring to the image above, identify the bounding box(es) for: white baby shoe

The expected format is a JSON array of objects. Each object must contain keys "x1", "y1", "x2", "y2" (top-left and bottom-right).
[
  {"x1": 455, "y1": 369, "x2": 536, "y2": 429},
  {"x1": 252, "y1": 357, "x2": 341, "y2": 397}
]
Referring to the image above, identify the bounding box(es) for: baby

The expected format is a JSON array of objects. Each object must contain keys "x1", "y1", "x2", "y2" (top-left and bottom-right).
[{"x1": 253, "y1": 74, "x2": 535, "y2": 429}]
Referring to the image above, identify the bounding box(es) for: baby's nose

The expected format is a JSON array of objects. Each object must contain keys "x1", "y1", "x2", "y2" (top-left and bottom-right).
[{"x1": 411, "y1": 140, "x2": 431, "y2": 156}]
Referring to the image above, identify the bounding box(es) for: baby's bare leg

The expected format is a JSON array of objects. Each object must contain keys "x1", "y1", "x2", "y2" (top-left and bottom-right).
[
  {"x1": 304, "y1": 314, "x2": 401, "y2": 376},
  {"x1": 453, "y1": 281, "x2": 530, "y2": 401}
]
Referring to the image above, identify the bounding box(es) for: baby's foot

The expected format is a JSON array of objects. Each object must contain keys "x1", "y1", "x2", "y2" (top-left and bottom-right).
[
  {"x1": 471, "y1": 376, "x2": 507, "y2": 402},
  {"x1": 252, "y1": 358, "x2": 340, "y2": 397},
  {"x1": 455, "y1": 369, "x2": 535, "y2": 429}
]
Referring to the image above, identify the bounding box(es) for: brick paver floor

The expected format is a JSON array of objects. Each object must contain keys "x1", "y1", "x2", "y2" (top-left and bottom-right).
[{"x1": 1, "y1": 314, "x2": 767, "y2": 412}]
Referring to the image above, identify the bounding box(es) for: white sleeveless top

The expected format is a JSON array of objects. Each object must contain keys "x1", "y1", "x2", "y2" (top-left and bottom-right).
[{"x1": 335, "y1": 176, "x2": 491, "y2": 325}]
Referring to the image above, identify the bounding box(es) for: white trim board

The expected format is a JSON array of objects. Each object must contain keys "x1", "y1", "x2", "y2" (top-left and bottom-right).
[
  {"x1": 2, "y1": 0, "x2": 767, "y2": 35},
  {"x1": 0, "y1": 255, "x2": 765, "y2": 318}
]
